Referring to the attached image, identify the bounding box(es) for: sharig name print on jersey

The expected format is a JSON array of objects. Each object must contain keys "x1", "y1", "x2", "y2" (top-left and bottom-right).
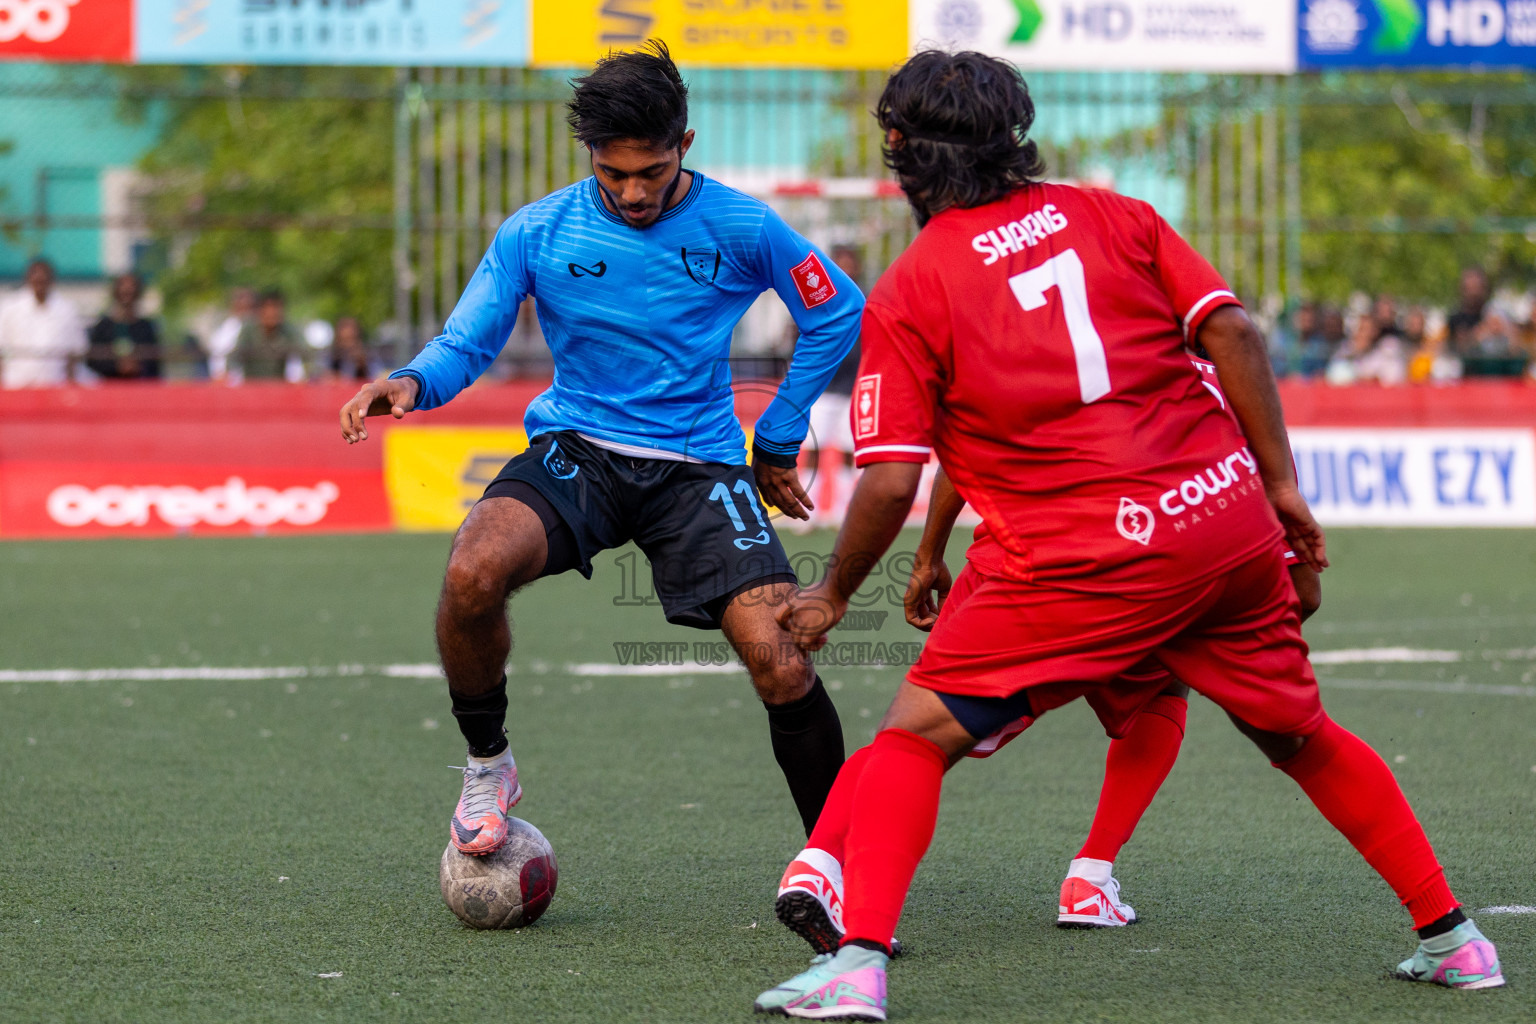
[{"x1": 971, "y1": 204, "x2": 1070, "y2": 266}]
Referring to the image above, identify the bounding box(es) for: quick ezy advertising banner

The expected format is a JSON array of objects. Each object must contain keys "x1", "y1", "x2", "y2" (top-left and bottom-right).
[
  {"x1": 134, "y1": 0, "x2": 531, "y2": 66},
  {"x1": 1289, "y1": 428, "x2": 1536, "y2": 527},
  {"x1": 1300, "y1": 0, "x2": 1536, "y2": 69},
  {"x1": 910, "y1": 0, "x2": 1297, "y2": 72}
]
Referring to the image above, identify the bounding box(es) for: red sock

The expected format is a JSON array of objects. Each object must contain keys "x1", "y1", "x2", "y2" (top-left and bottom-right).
[
  {"x1": 1077, "y1": 694, "x2": 1187, "y2": 862},
  {"x1": 1275, "y1": 716, "x2": 1459, "y2": 929},
  {"x1": 805, "y1": 744, "x2": 872, "y2": 863},
  {"x1": 841, "y1": 728, "x2": 947, "y2": 948}
]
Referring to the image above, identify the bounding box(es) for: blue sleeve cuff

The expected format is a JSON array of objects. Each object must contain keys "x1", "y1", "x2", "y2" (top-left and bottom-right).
[
  {"x1": 751, "y1": 438, "x2": 800, "y2": 469},
  {"x1": 388, "y1": 368, "x2": 429, "y2": 407}
]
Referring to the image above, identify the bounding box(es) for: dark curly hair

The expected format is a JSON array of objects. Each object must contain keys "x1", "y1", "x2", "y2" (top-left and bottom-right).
[
  {"x1": 877, "y1": 49, "x2": 1047, "y2": 226},
  {"x1": 567, "y1": 39, "x2": 690, "y2": 150}
]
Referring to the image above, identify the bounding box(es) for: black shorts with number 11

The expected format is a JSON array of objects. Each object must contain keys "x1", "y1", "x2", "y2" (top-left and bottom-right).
[{"x1": 481, "y1": 431, "x2": 797, "y2": 630}]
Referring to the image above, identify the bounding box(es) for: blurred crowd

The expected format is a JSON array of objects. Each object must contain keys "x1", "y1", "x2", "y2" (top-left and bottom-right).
[
  {"x1": 0, "y1": 259, "x2": 384, "y2": 389},
  {"x1": 2, "y1": 258, "x2": 1534, "y2": 391},
  {"x1": 1266, "y1": 267, "x2": 1534, "y2": 383}
]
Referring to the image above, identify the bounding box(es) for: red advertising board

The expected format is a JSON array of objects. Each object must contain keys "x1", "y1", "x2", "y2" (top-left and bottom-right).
[
  {"x1": 0, "y1": 0, "x2": 133, "y2": 62},
  {"x1": 0, "y1": 461, "x2": 391, "y2": 537}
]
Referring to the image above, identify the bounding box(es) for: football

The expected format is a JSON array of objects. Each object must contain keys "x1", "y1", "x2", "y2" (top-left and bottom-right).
[{"x1": 439, "y1": 818, "x2": 558, "y2": 929}]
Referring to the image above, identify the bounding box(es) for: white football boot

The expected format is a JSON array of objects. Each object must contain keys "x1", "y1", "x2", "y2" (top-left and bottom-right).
[
  {"x1": 776, "y1": 847, "x2": 846, "y2": 955},
  {"x1": 1056, "y1": 857, "x2": 1137, "y2": 928}
]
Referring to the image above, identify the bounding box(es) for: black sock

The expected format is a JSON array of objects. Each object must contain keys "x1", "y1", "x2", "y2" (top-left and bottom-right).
[
  {"x1": 1417, "y1": 907, "x2": 1467, "y2": 941},
  {"x1": 450, "y1": 675, "x2": 509, "y2": 758},
  {"x1": 845, "y1": 938, "x2": 890, "y2": 955},
  {"x1": 764, "y1": 675, "x2": 845, "y2": 836}
]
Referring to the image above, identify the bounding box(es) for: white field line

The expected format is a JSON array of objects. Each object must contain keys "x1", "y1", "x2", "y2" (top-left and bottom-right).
[
  {"x1": 1480, "y1": 905, "x2": 1536, "y2": 914},
  {"x1": 1310, "y1": 647, "x2": 1462, "y2": 665},
  {"x1": 2, "y1": 652, "x2": 1530, "y2": 687},
  {"x1": 1319, "y1": 678, "x2": 1536, "y2": 698},
  {"x1": 0, "y1": 664, "x2": 443, "y2": 684},
  {"x1": 563, "y1": 662, "x2": 743, "y2": 677},
  {"x1": 0, "y1": 662, "x2": 745, "y2": 684}
]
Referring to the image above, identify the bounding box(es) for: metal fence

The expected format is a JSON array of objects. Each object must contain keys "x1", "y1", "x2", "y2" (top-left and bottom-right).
[{"x1": 3, "y1": 64, "x2": 1536, "y2": 359}]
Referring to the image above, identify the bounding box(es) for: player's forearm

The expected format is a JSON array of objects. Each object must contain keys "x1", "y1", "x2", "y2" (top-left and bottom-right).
[
  {"x1": 755, "y1": 316, "x2": 860, "y2": 458},
  {"x1": 824, "y1": 461, "x2": 923, "y2": 603},
  {"x1": 916, "y1": 466, "x2": 964, "y2": 566},
  {"x1": 1196, "y1": 306, "x2": 1296, "y2": 492}
]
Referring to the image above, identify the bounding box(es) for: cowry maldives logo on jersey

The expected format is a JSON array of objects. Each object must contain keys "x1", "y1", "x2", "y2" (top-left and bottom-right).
[
  {"x1": 1116, "y1": 497, "x2": 1155, "y2": 546},
  {"x1": 681, "y1": 247, "x2": 721, "y2": 285}
]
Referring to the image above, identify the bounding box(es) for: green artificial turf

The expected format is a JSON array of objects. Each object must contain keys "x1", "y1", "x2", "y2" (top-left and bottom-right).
[{"x1": 0, "y1": 528, "x2": 1533, "y2": 1022}]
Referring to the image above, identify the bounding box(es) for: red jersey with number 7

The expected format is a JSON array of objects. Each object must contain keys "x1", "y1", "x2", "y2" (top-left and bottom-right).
[{"x1": 853, "y1": 183, "x2": 1284, "y2": 594}]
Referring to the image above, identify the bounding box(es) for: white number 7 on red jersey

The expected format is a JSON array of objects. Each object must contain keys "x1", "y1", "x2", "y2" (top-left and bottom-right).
[{"x1": 1008, "y1": 249, "x2": 1112, "y2": 405}]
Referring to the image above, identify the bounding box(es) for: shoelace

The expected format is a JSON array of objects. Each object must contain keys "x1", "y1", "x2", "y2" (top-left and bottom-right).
[
  {"x1": 448, "y1": 762, "x2": 508, "y2": 818},
  {"x1": 1101, "y1": 876, "x2": 1122, "y2": 907}
]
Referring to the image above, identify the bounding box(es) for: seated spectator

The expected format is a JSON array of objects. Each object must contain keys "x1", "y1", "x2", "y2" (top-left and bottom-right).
[
  {"x1": 0, "y1": 258, "x2": 87, "y2": 389},
  {"x1": 86, "y1": 273, "x2": 161, "y2": 380},
  {"x1": 206, "y1": 287, "x2": 254, "y2": 380},
  {"x1": 1294, "y1": 304, "x2": 1339, "y2": 378},
  {"x1": 328, "y1": 316, "x2": 377, "y2": 382},
  {"x1": 1446, "y1": 266, "x2": 1526, "y2": 375},
  {"x1": 233, "y1": 289, "x2": 307, "y2": 382},
  {"x1": 1349, "y1": 294, "x2": 1409, "y2": 386}
]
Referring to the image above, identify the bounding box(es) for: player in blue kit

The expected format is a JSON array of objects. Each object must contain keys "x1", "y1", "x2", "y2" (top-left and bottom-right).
[{"x1": 339, "y1": 42, "x2": 862, "y2": 856}]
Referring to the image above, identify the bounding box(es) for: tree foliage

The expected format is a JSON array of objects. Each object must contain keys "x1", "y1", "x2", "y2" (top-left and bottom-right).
[
  {"x1": 1299, "y1": 72, "x2": 1536, "y2": 304},
  {"x1": 120, "y1": 66, "x2": 398, "y2": 326}
]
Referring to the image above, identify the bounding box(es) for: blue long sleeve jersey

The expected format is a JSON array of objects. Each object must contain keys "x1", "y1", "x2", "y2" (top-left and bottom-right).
[{"x1": 391, "y1": 172, "x2": 864, "y2": 465}]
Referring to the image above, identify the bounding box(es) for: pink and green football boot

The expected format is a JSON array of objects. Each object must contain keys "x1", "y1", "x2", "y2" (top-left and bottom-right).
[
  {"x1": 755, "y1": 945, "x2": 888, "y2": 1020},
  {"x1": 448, "y1": 750, "x2": 522, "y2": 856},
  {"x1": 1396, "y1": 920, "x2": 1504, "y2": 990}
]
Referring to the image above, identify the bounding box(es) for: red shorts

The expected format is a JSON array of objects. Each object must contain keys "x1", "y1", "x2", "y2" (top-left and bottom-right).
[{"x1": 910, "y1": 547, "x2": 1323, "y2": 738}]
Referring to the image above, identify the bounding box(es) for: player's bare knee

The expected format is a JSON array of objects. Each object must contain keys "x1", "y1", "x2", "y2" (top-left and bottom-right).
[
  {"x1": 441, "y1": 548, "x2": 518, "y2": 619},
  {"x1": 746, "y1": 652, "x2": 812, "y2": 704}
]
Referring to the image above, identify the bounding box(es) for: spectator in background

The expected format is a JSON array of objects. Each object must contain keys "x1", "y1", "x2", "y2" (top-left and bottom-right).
[
  {"x1": 0, "y1": 258, "x2": 87, "y2": 389},
  {"x1": 328, "y1": 316, "x2": 376, "y2": 382},
  {"x1": 1446, "y1": 266, "x2": 1518, "y2": 370},
  {"x1": 86, "y1": 273, "x2": 161, "y2": 380},
  {"x1": 1349, "y1": 293, "x2": 1409, "y2": 385},
  {"x1": 233, "y1": 289, "x2": 307, "y2": 382},
  {"x1": 1292, "y1": 303, "x2": 1333, "y2": 378},
  {"x1": 206, "y1": 287, "x2": 254, "y2": 380}
]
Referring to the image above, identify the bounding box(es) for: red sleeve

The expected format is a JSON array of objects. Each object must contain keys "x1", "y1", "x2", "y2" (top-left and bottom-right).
[
  {"x1": 850, "y1": 300, "x2": 943, "y2": 467},
  {"x1": 1147, "y1": 208, "x2": 1241, "y2": 340}
]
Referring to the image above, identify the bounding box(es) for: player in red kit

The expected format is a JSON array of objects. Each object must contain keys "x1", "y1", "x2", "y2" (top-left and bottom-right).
[
  {"x1": 753, "y1": 50, "x2": 1502, "y2": 1020},
  {"x1": 774, "y1": 368, "x2": 1324, "y2": 951}
]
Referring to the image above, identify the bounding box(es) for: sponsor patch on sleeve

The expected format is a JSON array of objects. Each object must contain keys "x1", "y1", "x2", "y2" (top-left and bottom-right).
[
  {"x1": 790, "y1": 252, "x2": 838, "y2": 309},
  {"x1": 853, "y1": 374, "x2": 881, "y2": 439}
]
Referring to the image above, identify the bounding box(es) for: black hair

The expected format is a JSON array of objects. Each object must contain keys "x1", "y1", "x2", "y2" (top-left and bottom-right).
[
  {"x1": 877, "y1": 49, "x2": 1047, "y2": 226},
  {"x1": 258, "y1": 288, "x2": 284, "y2": 305},
  {"x1": 25, "y1": 257, "x2": 54, "y2": 276},
  {"x1": 567, "y1": 39, "x2": 689, "y2": 151}
]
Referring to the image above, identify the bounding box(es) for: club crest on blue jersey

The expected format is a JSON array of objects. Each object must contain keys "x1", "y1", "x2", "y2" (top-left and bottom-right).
[
  {"x1": 543, "y1": 439, "x2": 580, "y2": 480},
  {"x1": 681, "y1": 247, "x2": 721, "y2": 285}
]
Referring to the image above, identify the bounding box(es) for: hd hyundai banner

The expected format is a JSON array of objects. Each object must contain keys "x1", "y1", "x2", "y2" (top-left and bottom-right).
[
  {"x1": 910, "y1": 0, "x2": 1298, "y2": 72},
  {"x1": 1299, "y1": 0, "x2": 1536, "y2": 69}
]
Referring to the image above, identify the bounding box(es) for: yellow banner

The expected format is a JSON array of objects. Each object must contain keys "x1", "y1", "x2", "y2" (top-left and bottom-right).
[
  {"x1": 383, "y1": 427, "x2": 528, "y2": 532},
  {"x1": 533, "y1": 0, "x2": 907, "y2": 69}
]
